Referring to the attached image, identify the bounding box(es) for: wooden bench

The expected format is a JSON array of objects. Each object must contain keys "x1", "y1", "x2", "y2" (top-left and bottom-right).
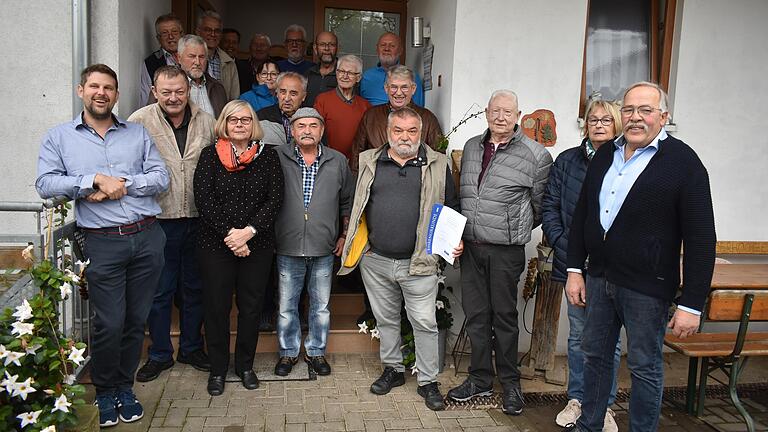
[{"x1": 664, "y1": 289, "x2": 768, "y2": 432}]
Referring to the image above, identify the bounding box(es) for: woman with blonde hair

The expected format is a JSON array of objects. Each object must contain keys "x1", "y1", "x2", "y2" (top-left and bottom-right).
[
  {"x1": 193, "y1": 99, "x2": 284, "y2": 396},
  {"x1": 541, "y1": 98, "x2": 623, "y2": 431}
]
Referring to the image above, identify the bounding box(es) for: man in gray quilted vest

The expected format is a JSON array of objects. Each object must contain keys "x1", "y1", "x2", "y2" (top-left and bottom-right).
[{"x1": 448, "y1": 89, "x2": 552, "y2": 416}]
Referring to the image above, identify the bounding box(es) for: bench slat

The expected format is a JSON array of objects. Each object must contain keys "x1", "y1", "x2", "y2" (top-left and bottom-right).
[
  {"x1": 665, "y1": 332, "x2": 768, "y2": 357},
  {"x1": 708, "y1": 290, "x2": 768, "y2": 321}
]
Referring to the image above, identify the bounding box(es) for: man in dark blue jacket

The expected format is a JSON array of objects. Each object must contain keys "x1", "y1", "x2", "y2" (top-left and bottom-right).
[{"x1": 563, "y1": 82, "x2": 716, "y2": 432}]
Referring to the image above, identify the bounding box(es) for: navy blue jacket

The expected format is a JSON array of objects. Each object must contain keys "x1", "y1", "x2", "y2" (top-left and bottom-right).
[{"x1": 542, "y1": 139, "x2": 591, "y2": 282}]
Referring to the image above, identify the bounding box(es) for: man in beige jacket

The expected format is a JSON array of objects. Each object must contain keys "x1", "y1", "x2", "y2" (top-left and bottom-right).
[
  {"x1": 127, "y1": 65, "x2": 216, "y2": 381},
  {"x1": 196, "y1": 10, "x2": 240, "y2": 100}
]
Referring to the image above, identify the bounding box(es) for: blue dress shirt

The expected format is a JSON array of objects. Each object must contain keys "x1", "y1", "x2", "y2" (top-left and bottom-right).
[
  {"x1": 359, "y1": 65, "x2": 425, "y2": 107},
  {"x1": 36, "y1": 114, "x2": 169, "y2": 228}
]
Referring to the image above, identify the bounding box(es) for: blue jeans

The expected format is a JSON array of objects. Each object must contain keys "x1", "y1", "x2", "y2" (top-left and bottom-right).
[
  {"x1": 577, "y1": 275, "x2": 670, "y2": 432},
  {"x1": 276, "y1": 255, "x2": 334, "y2": 357},
  {"x1": 146, "y1": 218, "x2": 204, "y2": 361},
  {"x1": 560, "y1": 279, "x2": 622, "y2": 404}
]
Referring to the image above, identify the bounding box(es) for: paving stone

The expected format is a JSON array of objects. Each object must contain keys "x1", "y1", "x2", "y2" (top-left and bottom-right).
[
  {"x1": 149, "y1": 428, "x2": 183, "y2": 432},
  {"x1": 383, "y1": 418, "x2": 426, "y2": 429},
  {"x1": 396, "y1": 400, "x2": 419, "y2": 419},
  {"x1": 172, "y1": 398, "x2": 213, "y2": 408},
  {"x1": 245, "y1": 411, "x2": 266, "y2": 426},
  {"x1": 436, "y1": 409, "x2": 481, "y2": 418},
  {"x1": 324, "y1": 403, "x2": 344, "y2": 421},
  {"x1": 165, "y1": 407, "x2": 190, "y2": 427},
  {"x1": 313, "y1": 421, "x2": 346, "y2": 431},
  {"x1": 188, "y1": 407, "x2": 228, "y2": 417},
  {"x1": 342, "y1": 401, "x2": 380, "y2": 412},
  {"x1": 285, "y1": 412, "x2": 325, "y2": 423},
  {"x1": 152, "y1": 417, "x2": 165, "y2": 426},
  {"x1": 361, "y1": 409, "x2": 400, "y2": 420},
  {"x1": 285, "y1": 424, "x2": 305, "y2": 432},
  {"x1": 204, "y1": 416, "x2": 246, "y2": 426},
  {"x1": 363, "y1": 419, "x2": 385, "y2": 432},
  {"x1": 344, "y1": 411, "x2": 365, "y2": 431},
  {"x1": 457, "y1": 417, "x2": 498, "y2": 427},
  {"x1": 182, "y1": 416, "x2": 206, "y2": 432}
]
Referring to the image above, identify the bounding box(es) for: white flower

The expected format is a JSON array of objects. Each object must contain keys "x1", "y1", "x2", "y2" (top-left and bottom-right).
[
  {"x1": 44, "y1": 389, "x2": 55, "y2": 395},
  {"x1": 370, "y1": 328, "x2": 381, "y2": 340},
  {"x1": 52, "y1": 394, "x2": 72, "y2": 413},
  {"x1": 16, "y1": 410, "x2": 42, "y2": 428},
  {"x1": 25, "y1": 343, "x2": 42, "y2": 356},
  {"x1": 21, "y1": 244, "x2": 35, "y2": 262},
  {"x1": 435, "y1": 300, "x2": 445, "y2": 310},
  {"x1": 63, "y1": 374, "x2": 76, "y2": 385},
  {"x1": 64, "y1": 269, "x2": 80, "y2": 284},
  {"x1": 1, "y1": 371, "x2": 19, "y2": 394},
  {"x1": 75, "y1": 258, "x2": 90, "y2": 270},
  {"x1": 0, "y1": 344, "x2": 8, "y2": 359},
  {"x1": 68, "y1": 347, "x2": 85, "y2": 366},
  {"x1": 60, "y1": 281, "x2": 72, "y2": 300},
  {"x1": 411, "y1": 366, "x2": 419, "y2": 376},
  {"x1": 3, "y1": 350, "x2": 25, "y2": 367},
  {"x1": 13, "y1": 299, "x2": 34, "y2": 322},
  {"x1": 12, "y1": 377, "x2": 36, "y2": 400},
  {"x1": 11, "y1": 321, "x2": 34, "y2": 337},
  {"x1": 357, "y1": 322, "x2": 368, "y2": 334},
  {"x1": 41, "y1": 426, "x2": 56, "y2": 432}
]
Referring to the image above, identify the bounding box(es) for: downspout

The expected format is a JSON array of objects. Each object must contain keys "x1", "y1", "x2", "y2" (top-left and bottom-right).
[{"x1": 72, "y1": 0, "x2": 89, "y2": 116}]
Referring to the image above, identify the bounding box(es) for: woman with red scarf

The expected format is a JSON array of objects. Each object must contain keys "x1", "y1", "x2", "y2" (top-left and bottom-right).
[{"x1": 193, "y1": 99, "x2": 284, "y2": 396}]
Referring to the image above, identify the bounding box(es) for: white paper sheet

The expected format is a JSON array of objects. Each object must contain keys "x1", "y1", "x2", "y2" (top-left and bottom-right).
[{"x1": 426, "y1": 204, "x2": 467, "y2": 265}]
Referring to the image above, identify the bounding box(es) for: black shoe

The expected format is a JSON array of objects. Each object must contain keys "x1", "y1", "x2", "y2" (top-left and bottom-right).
[
  {"x1": 370, "y1": 366, "x2": 405, "y2": 395},
  {"x1": 356, "y1": 309, "x2": 374, "y2": 325},
  {"x1": 501, "y1": 386, "x2": 524, "y2": 415},
  {"x1": 237, "y1": 369, "x2": 260, "y2": 390},
  {"x1": 562, "y1": 424, "x2": 583, "y2": 431},
  {"x1": 207, "y1": 375, "x2": 225, "y2": 396},
  {"x1": 274, "y1": 356, "x2": 298, "y2": 376},
  {"x1": 177, "y1": 350, "x2": 211, "y2": 372},
  {"x1": 447, "y1": 378, "x2": 493, "y2": 402},
  {"x1": 135, "y1": 359, "x2": 174, "y2": 382},
  {"x1": 305, "y1": 354, "x2": 331, "y2": 376},
  {"x1": 417, "y1": 382, "x2": 446, "y2": 411}
]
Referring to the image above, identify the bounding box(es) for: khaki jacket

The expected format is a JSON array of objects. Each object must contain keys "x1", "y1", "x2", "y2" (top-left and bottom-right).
[
  {"x1": 128, "y1": 102, "x2": 215, "y2": 219},
  {"x1": 216, "y1": 48, "x2": 240, "y2": 101},
  {"x1": 339, "y1": 144, "x2": 447, "y2": 276}
]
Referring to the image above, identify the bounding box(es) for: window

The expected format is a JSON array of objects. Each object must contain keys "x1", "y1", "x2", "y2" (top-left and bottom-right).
[{"x1": 580, "y1": 0, "x2": 677, "y2": 116}]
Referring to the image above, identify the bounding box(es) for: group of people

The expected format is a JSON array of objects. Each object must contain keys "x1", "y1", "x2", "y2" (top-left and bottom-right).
[{"x1": 35, "y1": 12, "x2": 715, "y2": 432}]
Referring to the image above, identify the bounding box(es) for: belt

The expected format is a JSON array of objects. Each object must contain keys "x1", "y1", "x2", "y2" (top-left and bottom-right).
[{"x1": 82, "y1": 216, "x2": 157, "y2": 236}]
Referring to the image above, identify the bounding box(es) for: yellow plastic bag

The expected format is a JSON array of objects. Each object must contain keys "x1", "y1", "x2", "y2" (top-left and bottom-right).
[{"x1": 343, "y1": 214, "x2": 368, "y2": 268}]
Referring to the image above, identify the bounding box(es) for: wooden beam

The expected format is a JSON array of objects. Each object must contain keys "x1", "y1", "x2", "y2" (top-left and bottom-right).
[{"x1": 716, "y1": 241, "x2": 768, "y2": 255}]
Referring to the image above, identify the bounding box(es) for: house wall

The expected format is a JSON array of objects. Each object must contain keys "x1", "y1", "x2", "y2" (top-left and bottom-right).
[{"x1": 222, "y1": 0, "x2": 315, "y2": 54}]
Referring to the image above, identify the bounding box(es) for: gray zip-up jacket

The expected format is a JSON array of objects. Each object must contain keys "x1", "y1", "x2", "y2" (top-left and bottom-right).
[
  {"x1": 275, "y1": 144, "x2": 354, "y2": 256},
  {"x1": 460, "y1": 127, "x2": 553, "y2": 245}
]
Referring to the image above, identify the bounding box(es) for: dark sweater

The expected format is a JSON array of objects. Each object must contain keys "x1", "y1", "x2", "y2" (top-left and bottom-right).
[{"x1": 566, "y1": 134, "x2": 716, "y2": 311}]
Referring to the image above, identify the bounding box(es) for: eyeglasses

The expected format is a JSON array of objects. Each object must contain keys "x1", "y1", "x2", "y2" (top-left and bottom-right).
[
  {"x1": 227, "y1": 116, "x2": 253, "y2": 125},
  {"x1": 285, "y1": 38, "x2": 305, "y2": 45},
  {"x1": 198, "y1": 26, "x2": 222, "y2": 35},
  {"x1": 387, "y1": 84, "x2": 413, "y2": 93},
  {"x1": 587, "y1": 117, "x2": 614, "y2": 126},
  {"x1": 259, "y1": 72, "x2": 279, "y2": 78},
  {"x1": 619, "y1": 105, "x2": 662, "y2": 117},
  {"x1": 316, "y1": 42, "x2": 337, "y2": 49},
  {"x1": 488, "y1": 109, "x2": 517, "y2": 119},
  {"x1": 336, "y1": 69, "x2": 360, "y2": 77},
  {"x1": 158, "y1": 30, "x2": 181, "y2": 39}
]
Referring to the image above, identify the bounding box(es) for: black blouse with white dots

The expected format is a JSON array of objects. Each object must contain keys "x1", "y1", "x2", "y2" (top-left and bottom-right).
[{"x1": 193, "y1": 144, "x2": 284, "y2": 252}]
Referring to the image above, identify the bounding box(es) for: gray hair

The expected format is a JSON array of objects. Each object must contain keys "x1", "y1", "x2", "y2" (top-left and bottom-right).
[
  {"x1": 197, "y1": 10, "x2": 222, "y2": 29},
  {"x1": 623, "y1": 81, "x2": 669, "y2": 112},
  {"x1": 154, "y1": 13, "x2": 183, "y2": 35},
  {"x1": 251, "y1": 33, "x2": 272, "y2": 46},
  {"x1": 385, "y1": 65, "x2": 415, "y2": 85},
  {"x1": 387, "y1": 107, "x2": 423, "y2": 131},
  {"x1": 276, "y1": 71, "x2": 307, "y2": 92},
  {"x1": 488, "y1": 89, "x2": 519, "y2": 109},
  {"x1": 336, "y1": 54, "x2": 363, "y2": 73},
  {"x1": 284, "y1": 24, "x2": 307, "y2": 41},
  {"x1": 177, "y1": 34, "x2": 208, "y2": 56}
]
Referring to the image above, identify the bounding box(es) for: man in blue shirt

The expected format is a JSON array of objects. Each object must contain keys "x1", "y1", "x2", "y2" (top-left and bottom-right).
[
  {"x1": 359, "y1": 32, "x2": 424, "y2": 107},
  {"x1": 36, "y1": 64, "x2": 169, "y2": 428}
]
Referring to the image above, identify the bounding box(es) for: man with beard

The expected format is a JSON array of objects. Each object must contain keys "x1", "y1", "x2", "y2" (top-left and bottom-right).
[
  {"x1": 140, "y1": 14, "x2": 183, "y2": 107},
  {"x1": 36, "y1": 64, "x2": 169, "y2": 427},
  {"x1": 304, "y1": 31, "x2": 338, "y2": 106},
  {"x1": 172, "y1": 35, "x2": 226, "y2": 117},
  {"x1": 351, "y1": 65, "x2": 441, "y2": 173},
  {"x1": 195, "y1": 11, "x2": 240, "y2": 101},
  {"x1": 339, "y1": 107, "x2": 462, "y2": 412},
  {"x1": 128, "y1": 65, "x2": 216, "y2": 383},
  {"x1": 278, "y1": 25, "x2": 315, "y2": 74},
  {"x1": 257, "y1": 72, "x2": 307, "y2": 147},
  {"x1": 273, "y1": 107, "x2": 353, "y2": 377},
  {"x1": 359, "y1": 32, "x2": 424, "y2": 107}
]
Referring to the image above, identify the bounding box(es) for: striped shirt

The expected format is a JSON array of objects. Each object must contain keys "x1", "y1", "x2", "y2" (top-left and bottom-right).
[{"x1": 294, "y1": 144, "x2": 323, "y2": 209}]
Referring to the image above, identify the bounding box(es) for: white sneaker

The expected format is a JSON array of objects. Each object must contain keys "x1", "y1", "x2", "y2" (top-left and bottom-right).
[
  {"x1": 556, "y1": 399, "x2": 582, "y2": 427},
  {"x1": 603, "y1": 408, "x2": 618, "y2": 432}
]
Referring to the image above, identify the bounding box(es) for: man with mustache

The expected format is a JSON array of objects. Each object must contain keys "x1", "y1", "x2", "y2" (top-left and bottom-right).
[
  {"x1": 273, "y1": 107, "x2": 353, "y2": 377},
  {"x1": 339, "y1": 107, "x2": 462, "y2": 412},
  {"x1": 277, "y1": 24, "x2": 315, "y2": 75},
  {"x1": 351, "y1": 65, "x2": 441, "y2": 173},
  {"x1": 128, "y1": 65, "x2": 216, "y2": 383},
  {"x1": 359, "y1": 32, "x2": 424, "y2": 107},
  {"x1": 36, "y1": 64, "x2": 169, "y2": 427},
  {"x1": 563, "y1": 82, "x2": 715, "y2": 431},
  {"x1": 257, "y1": 72, "x2": 307, "y2": 147},
  {"x1": 139, "y1": 14, "x2": 183, "y2": 107},
  {"x1": 304, "y1": 31, "x2": 339, "y2": 106},
  {"x1": 171, "y1": 34, "x2": 226, "y2": 117}
]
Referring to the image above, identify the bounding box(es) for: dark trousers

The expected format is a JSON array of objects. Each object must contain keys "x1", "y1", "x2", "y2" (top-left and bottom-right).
[
  {"x1": 198, "y1": 247, "x2": 272, "y2": 375},
  {"x1": 460, "y1": 242, "x2": 526, "y2": 389},
  {"x1": 146, "y1": 218, "x2": 204, "y2": 361},
  {"x1": 577, "y1": 275, "x2": 670, "y2": 432},
  {"x1": 84, "y1": 222, "x2": 165, "y2": 394}
]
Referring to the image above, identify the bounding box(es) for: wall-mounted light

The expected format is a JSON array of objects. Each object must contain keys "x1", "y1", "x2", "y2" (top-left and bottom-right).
[{"x1": 411, "y1": 16, "x2": 431, "y2": 48}]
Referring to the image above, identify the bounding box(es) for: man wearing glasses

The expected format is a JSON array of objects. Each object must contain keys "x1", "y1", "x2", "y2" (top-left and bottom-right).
[
  {"x1": 304, "y1": 31, "x2": 339, "y2": 106},
  {"x1": 449, "y1": 89, "x2": 552, "y2": 417},
  {"x1": 359, "y1": 32, "x2": 424, "y2": 107},
  {"x1": 278, "y1": 24, "x2": 316, "y2": 75},
  {"x1": 140, "y1": 14, "x2": 183, "y2": 107},
  {"x1": 195, "y1": 10, "x2": 240, "y2": 101},
  {"x1": 563, "y1": 82, "x2": 715, "y2": 431}
]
